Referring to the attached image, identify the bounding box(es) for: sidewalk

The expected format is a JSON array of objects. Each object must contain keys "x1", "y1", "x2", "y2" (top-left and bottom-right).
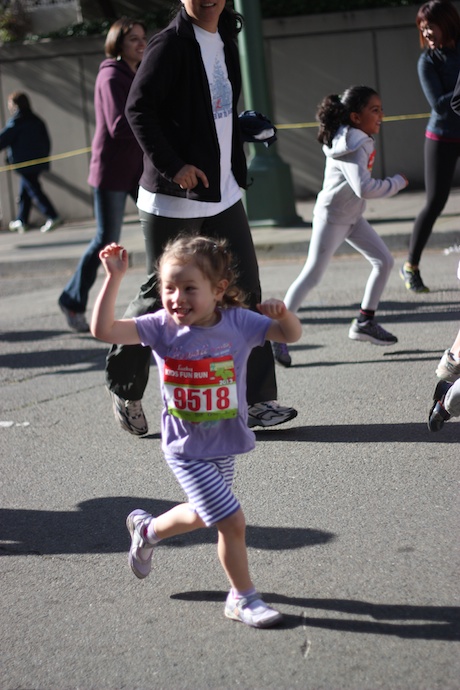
[{"x1": 0, "y1": 189, "x2": 459, "y2": 276}]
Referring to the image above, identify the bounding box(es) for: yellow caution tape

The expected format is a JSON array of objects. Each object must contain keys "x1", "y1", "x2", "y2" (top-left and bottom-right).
[
  {"x1": 276, "y1": 112, "x2": 431, "y2": 130},
  {"x1": 0, "y1": 113, "x2": 431, "y2": 172},
  {"x1": 0, "y1": 146, "x2": 92, "y2": 173}
]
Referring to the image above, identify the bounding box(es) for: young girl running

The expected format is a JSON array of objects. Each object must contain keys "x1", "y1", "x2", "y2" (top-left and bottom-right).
[
  {"x1": 91, "y1": 235, "x2": 301, "y2": 628},
  {"x1": 272, "y1": 85, "x2": 408, "y2": 368}
]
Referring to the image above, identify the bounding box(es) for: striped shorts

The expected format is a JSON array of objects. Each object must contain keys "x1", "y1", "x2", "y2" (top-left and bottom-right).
[{"x1": 165, "y1": 454, "x2": 240, "y2": 527}]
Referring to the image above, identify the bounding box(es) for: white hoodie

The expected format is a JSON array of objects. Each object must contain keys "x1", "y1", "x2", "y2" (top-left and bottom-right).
[{"x1": 313, "y1": 125, "x2": 406, "y2": 225}]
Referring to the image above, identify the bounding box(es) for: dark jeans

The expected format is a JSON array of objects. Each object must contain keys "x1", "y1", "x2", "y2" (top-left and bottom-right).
[
  {"x1": 408, "y1": 138, "x2": 460, "y2": 266},
  {"x1": 17, "y1": 171, "x2": 58, "y2": 224},
  {"x1": 105, "y1": 200, "x2": 277, "y2": 405},
  {"x1": 59, "y1": 187, "x2": 137, "y2": 313}
]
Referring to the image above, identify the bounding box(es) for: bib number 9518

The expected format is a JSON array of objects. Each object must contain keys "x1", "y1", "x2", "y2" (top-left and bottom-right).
[{"x1": 163, "y1": 355, "x2": 238, "y2": 422}]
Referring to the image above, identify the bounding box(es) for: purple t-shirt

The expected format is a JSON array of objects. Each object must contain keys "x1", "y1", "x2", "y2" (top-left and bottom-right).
[{"x1": 134, "y1": 307, "x2": 271, "y2": 460}]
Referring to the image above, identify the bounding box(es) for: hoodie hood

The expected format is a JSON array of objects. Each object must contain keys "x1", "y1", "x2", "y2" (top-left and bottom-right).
[
  {"x1": 324, "y1": 124, "x2": 371, "y2": 159},
  {"x1": 98, "y1": 57, "x2": 137, "y2": 77}
]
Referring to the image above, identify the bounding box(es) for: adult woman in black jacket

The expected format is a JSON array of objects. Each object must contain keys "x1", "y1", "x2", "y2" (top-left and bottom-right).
[{"x1": 105, "y1": 0, "x2": 297, "y2": 435}]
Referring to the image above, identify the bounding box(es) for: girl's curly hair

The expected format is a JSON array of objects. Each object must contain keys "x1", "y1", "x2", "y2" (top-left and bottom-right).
[{"x1": 157, "y1": 234, "x2": 248, "y2": 309}]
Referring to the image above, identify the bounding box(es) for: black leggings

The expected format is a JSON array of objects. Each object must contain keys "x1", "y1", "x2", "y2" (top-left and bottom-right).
[
  {"x1": 105, "y1": 200, "x2": 277, "y2": 405},
  {"x1": 408, "y1": 137, "x2": 460, "y2": 266}
]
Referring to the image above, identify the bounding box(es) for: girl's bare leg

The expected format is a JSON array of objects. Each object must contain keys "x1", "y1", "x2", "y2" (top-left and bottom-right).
[
  {"x1": 153, "y1": 503, "x2": 205, "y2": 539},
  {"x1": 216, "y1": 508, "x2": 253, "y2": 592}
]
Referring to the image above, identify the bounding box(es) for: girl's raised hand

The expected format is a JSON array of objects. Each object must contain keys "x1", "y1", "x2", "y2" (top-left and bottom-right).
[
  {"x1": 99, "y1": 243, "x2": 128, "y2": 276},
  {"x1": 257, "y1": 298, "x2": 288, "y2": 320}
]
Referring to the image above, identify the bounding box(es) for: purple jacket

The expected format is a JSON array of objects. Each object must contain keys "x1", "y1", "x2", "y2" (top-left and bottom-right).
[{"x1": 88, "y1": 58, "x2": 143, "y2": 191}]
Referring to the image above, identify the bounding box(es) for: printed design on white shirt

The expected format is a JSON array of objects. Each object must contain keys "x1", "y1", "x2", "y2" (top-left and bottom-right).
[
  {"x1": 163, "y1": 355, "x2": 238, "y2": 422},
  {"x1": 210, "y1": 57, "x2": 232, "y2": 120}
]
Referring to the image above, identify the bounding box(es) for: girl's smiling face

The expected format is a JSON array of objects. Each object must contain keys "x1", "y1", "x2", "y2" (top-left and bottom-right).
[
  {"x1": 350, "y1": 94, "x2": 384, "y2": 137},
  {"x1": 161, "y1": 259, "x2": 226, "y2": 328}
]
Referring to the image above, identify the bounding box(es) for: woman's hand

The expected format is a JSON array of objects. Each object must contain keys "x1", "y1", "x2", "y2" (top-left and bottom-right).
[{"x1": 173, "y1": 164, "x2": 209, "y2": 190}]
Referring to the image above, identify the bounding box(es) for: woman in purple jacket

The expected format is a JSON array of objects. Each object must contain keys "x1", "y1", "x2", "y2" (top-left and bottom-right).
[{"x1": 58, "y1": 17, "x2": 146, "y2": 332}]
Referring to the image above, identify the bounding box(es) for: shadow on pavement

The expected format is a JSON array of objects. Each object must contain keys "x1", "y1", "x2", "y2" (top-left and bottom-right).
[
  {"x1": 170, "y1": 591, "x2": 460, "y2": 640},
  {"x1": 255, "y1": 423, "x2": 458, "y2": 443},
  {"x1": 0, "y1": 496, "x2": 335, "y2": 557}
]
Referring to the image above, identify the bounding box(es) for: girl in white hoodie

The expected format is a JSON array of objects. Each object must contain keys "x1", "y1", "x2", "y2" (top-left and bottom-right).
[{"x1": 272, "y1": 85, "x2": 408, "y2": 367}]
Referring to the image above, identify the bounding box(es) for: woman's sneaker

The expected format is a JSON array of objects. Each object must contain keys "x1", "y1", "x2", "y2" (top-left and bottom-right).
[
  {"x1": 348, "y1": 318, "x2": 397, "y2": 345},
  {"x1": 435, "y1": 349, "x2": 460, "y2": 382},
  {"x1": 40, "y1": 216, "x2": 62, "y2": 233},
  {"x1": 126, "y1": 509, "x2": 156, "y2": 579},
  {"x1": 428, "y1": 381, "x2": 452, "y2": 432},
  {"x1": 399, "y1": 264, "x2": 429, "y2": 293},
  {"x1": 271, "y1": 341, "x2": 292, "y2": 367},
  {"x1": 58, "y1": 301, "x2": 90, "y2": 333},
  {"x1": 247, "y1": 401, "x2": 297, "y2": 428},
  {"x1": 225, "y1": 591, "x2": 283, "y2": 628},
  {"x1": 9, "y1": 220, "x2": 28, "y2": 233},
  {"x1": 109, "y1": 391, "x2": 148, "y2": 436}
]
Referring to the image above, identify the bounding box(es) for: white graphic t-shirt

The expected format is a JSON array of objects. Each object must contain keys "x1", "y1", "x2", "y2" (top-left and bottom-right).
[{"x1": 137, "y1": 24, "x2": 241, "y2": 218}]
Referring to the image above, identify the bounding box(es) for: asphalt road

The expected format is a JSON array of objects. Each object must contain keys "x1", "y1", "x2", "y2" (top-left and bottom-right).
[{"x1": 1, "y1": 247, "x2": 459, "y2": 690}]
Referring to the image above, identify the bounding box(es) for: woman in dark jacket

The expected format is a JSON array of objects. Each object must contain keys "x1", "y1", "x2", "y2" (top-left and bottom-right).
[
  {"x1": 105, "y1": 0, "x2": 297, "y2": 436},
  {"x1": 58, "y1": 17, "x2": 146, "y2": 332},
  {"x1": 0, "y1": 91, "x2": 61, "y2": 234},
  {"x1": 400, "y1": 0, "x2": 460, "y2": 293}
]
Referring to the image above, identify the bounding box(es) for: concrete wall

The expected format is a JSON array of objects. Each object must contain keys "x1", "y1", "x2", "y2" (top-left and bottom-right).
[
  {"x1": 0, "y1": 3, "x2": 459, "y2": 226},
  {"x1": 263, "y1": 4, "x2": 460, "y2": 198}
]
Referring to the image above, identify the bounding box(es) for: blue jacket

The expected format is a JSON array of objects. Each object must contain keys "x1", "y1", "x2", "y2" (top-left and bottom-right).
[
  {"x1": 0, "y1": 109, "x2": 51, "y2": 174},
  {"x1": 417, "y1": 40, "x2": 460, "y2": 140},
  {"x1": 126, "y1": 7, "x2": 247, "y2": 202}
]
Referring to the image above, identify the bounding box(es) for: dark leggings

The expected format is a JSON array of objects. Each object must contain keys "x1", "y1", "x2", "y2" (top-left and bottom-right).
[
  {"x1": 408, "y1": 137, "x2": 460, "y2": 266},
  {"x1": 105, "y1": 200, "x2": 277, "y2": 405}
]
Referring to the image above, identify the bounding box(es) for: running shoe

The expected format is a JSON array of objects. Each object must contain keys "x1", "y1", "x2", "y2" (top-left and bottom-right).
[
  {"x1": 58, "y1": 301, "x2": 90, "y2": 333},
  {"x1": 348, "y1": 318, "x2": 398, "y2": 345},
  {"x1": 428, "y1": 380, "x2": 452, "y2": 432},
  {"x1": 40, "y1": 216, "x2": 62, "y2": 233},
  {"x1": 126, "y1": 509, "x2": 156, "y2": 579},
  {"x1": 435, "y1": 349, "x2": 460, "y2": 382},
  {"x1": 271, "y1": 341, "x2": 292, "y2": 367},
  {"x1": 225, "y1": 590, "x2": 283, "y2": 628},
  {"x1": 110, "y1": 391, "x2": 148, "y2": 436},
  {"x1": 9, "y1": 220, "x2": 28, "y2": 233},
  {"x1": 399, "y1": 264, "x2": 429, "y2": 293},
  {"x1": 247, "y1": 401, "x2": 297, "y2": 428}
]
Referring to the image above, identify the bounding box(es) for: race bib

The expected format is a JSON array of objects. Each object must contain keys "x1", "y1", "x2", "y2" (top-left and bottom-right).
[{"x1": 163, "y1": 356, "x2": 238, "y2": 422}]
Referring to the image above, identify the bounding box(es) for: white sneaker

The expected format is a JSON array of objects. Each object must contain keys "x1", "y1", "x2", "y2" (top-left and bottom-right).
[
  {"x1": 225, "y1": 591, "x2": 283, "y2": 628},
  {"x1": 247, "y1": 401, "x2": 297, "y2": 428},
  {"x1": 436, "y1": 349, "x2": 460, "y2": 382},
  {"x1": 40, "y1": 216, "x2": 62, "y2": 233},
  {"x1": 126, "y1": 509, "x2": 156, "y2": 579},
  {"x1": 9, "y1": 220, "x2": 28, "y2": 233}
]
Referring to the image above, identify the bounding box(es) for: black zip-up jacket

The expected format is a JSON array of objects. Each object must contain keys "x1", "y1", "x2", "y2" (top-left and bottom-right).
[
  {"x1": 125, "y1": 7, "x2": 248, "y2": 202},
  {"x1": 0, "y1": 109, "x2": 51, "y2": 175}
]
